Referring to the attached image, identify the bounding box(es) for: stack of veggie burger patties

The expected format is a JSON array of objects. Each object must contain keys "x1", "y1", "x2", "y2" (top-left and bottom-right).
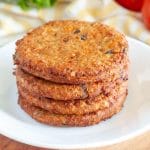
[{"x1": 14, "y1": 20, "x2": 129, "y2": 127}]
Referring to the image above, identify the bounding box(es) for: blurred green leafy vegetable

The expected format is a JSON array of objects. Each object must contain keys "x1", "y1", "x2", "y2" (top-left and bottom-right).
[
  {"x1": 1, "y1": 0, "x2": 57, "y2": 10},
  {"x1": 18, "y1": 0, "x2": 57, "y2": 10}
]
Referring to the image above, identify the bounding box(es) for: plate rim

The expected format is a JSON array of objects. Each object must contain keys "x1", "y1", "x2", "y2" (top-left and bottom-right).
[{"x1": 0, "y1": 113, "x2": 150, "y2": 149}]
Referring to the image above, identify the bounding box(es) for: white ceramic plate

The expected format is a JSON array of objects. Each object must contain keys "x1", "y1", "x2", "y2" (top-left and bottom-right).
[{"x1": 0, "y1": 37, "x2": 150, "y2": 149}]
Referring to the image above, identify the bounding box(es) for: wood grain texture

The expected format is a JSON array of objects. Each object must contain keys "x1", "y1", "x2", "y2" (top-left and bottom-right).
[
  {"x1": 0, "y1": 131, "x2": 150, "y2": 150},
  {"x1": 0, "y1": 135, "x2": 49, "y2": 150}
]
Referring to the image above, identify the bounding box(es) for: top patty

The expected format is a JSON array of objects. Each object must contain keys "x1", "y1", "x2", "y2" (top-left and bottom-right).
[{"x1": 14, "y1": 20, "x2": 128, "y2": 84}]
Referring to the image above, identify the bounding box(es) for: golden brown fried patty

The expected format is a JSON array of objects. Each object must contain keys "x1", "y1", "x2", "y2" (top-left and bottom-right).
[
  {"x1": 18, "y1": 80, "x2": 127, "y2": 115},
  {"x1": 18, "y1": 90, "x2": 127, "y2": 127},
  {"x1": 14, "y1": 20, "x2": 128, "y2": 84},
  {"x1": 16, "y1": 68, "x2": 128, "y2": 100}
]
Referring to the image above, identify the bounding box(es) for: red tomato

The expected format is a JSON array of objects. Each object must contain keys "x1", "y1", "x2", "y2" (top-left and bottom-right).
[
  {"x1": 142, "y1": 0, "x2": 150, "y2": 29},
  {"x1": 115, "y1": 0, "x2": 144, "y2": 11}
]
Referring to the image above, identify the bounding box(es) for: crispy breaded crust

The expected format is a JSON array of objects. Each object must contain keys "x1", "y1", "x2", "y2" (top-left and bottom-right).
[
  {"x1": 14, "y1": 20, "x2": 128, "y2": 84},
  {"x1": 18, "y1": 81, "x2": 127, "y2": 115},
  {"x1": 18, "y1": 91, "x2": 127, "y2": 127},
  {"x1": 16, "y1": 68, "x2": 128, "y2": 100}
]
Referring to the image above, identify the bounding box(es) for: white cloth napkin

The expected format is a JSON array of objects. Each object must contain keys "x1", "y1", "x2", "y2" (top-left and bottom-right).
[{"x1": 0, "y1": 0, "x2": 149, "y2": 46}]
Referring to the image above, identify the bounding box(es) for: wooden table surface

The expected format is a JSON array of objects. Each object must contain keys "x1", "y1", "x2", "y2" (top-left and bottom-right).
[{"x1": 0, "y1": 131, "x2": 150, "y2": 150}]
